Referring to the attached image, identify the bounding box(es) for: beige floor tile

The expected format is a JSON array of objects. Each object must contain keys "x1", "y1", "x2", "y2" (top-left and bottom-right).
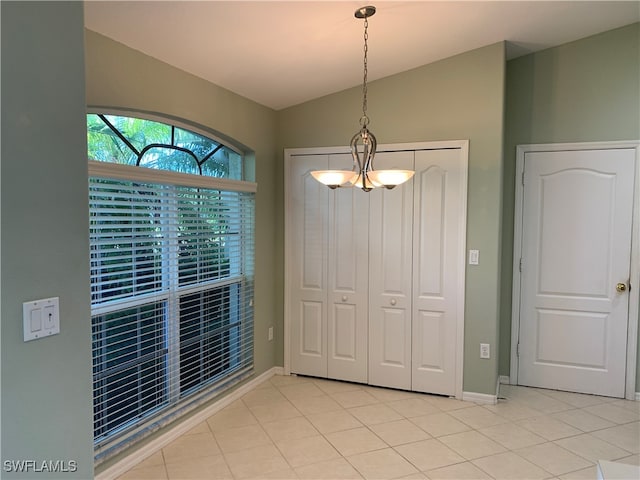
[
  {"x1": 516, "y1": 415, "x2": 582, "y2": 440},
  {"x1": 183, "y1": 421, "x2": 211, "y2": 436},
  {"x1": 558, "y1": 465, "x2": 599, "y2": 479},
  {"x1": 261, "y1": 415, "x2": 319, "y2": 443},
  {"x1": 207, "y1": 403, "x2": 257, "y2": 432},
  {"x1": 129, "y1": 451, "x2": 165, "y2": 470},
  {"x1": 224, "y1": 443, "x2": 290, "y2": 479},
  {"x1": 248, "y1": 399, "x2": 302, "y2": 423},
  {"x1": 276, "y1": 434, "x2": 341, "y2": 468},
  {"x1": 554, "y1": 433, "x2": 632, "y2": 463},
  {"x1": 610, "y1": 399, "x2": 640, "y2": 412},
  {"x1": 539, "y1": 389, "x2": 614, "y2": 408},
  {"x1": 306, "y1": 409, "x2": 364, "y2": 434},
  {"x1": 551, "y1": 408, "x2": 616, "y2": 432},
  {"x1": 583, "y1": 403, "x2": 640, "y2": 424},
  {"x1": 270, "y1": 374, "x2": 313, "y2": 387},
  {"x1": 514, "y1": 392, "x2": 573, "y2": 414},
  {"x1": 332, "y1": 389, "x2": 381, "y2": 408},
  {"x1": 290, "y1": 393, "x2": 344, "y2": 415},
  {"x1": 422, "y1": 396, "x2": 474, "y2": 412},
  {"x1": 325, "y1": 427, "x2": 387, "y2": 456},
  {"x1": 479, "y1": 421, "x2": 547, "y2": 449},
  {"x1": 367, "y1": 387, "x2": 420, "y2": 402},
  {"x1": 165, "y1": 454, "x2": 232, "y2": 480},
  {"x1": 386, "y1": 398, "x2": 440, "y2": 418},
  {"x1": 425, "y1": 461, "x2": 492, "y2": 479},
  {"x1": 484, "y1": 400, "x2": 544, "y2": 421},
  {"x1": 243, "y1": 467, "x2": 299, "y2": 479},
  {"x1": 347, "y1": 447, "x2": 418, "y2": 479},
  {"x1": 314, "y1": 378, "x2": 365, "y2": 395},
  {"x1": 394, "y1": 439, "x2": 465, "y2": 471},
  {"x1": 616, "y1": 454, "x2": 640, "y2": 466},
  {"x1": 117, "y1": 465, "x2": 168, "y2": 480},
  {"x1": 279, "y1": 382, "x2": 326, "y2": 401},
  {"x1": 295, "y1": 457, "x2": 363, "y2": 479},
  {"x1": 369, "y1": 419, "x2": 431, "y2": 446},
  {"x1": 241, "y1": 385, "x2": 287, "y2": 407},
  {"x1": 438, "y1": 430, "x2": 506, "y2": 460},
  {"x1": 471, "y1": 451, "x2": 552, "y2": 480},
  {"x1": 162, "y1": 432, "x2": 221, "y2": 463},
  {"x1": 410, "y1": 412, "x2": 471, "y2": 437},
  {"x1": 348, "y1": 403, "x2": 404, "y2": 426},
  {"x1": 213, "y1": 423, "x2": 272, "y2": 453},
  {"x1": 449, "y1": 406, "x2": 509, "y2": 429},
  {"x1": 396, "y1": 473, "x2": 427, "y2": 479},
  {"x1": 516, "y1": 442, "x2": 593, "y2": 476}
]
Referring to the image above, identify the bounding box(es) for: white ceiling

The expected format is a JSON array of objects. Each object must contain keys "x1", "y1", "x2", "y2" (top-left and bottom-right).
[{"x1": 84, "y1": 1, "x2": 640, "y2": 110}]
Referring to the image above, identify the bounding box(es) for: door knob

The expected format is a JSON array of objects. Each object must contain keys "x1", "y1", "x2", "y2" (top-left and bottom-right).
[
  {"x1": 342, "y1": 295, "x2": 348, "y2": 302},
  {"x1": 390, "y1": 298, "x2": 397, "y2": 306},
  {"x1": 616, "y1": 282, "x2": 627, "y2": 293}
]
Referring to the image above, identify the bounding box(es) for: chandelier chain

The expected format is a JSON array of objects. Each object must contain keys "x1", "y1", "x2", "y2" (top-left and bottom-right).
[{"x1": 361, "y1": 16, "x2": 369, "y2": 126}]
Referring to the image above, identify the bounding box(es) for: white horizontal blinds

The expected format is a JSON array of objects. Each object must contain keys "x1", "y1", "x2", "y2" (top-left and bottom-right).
[{"x1": 89, "y1": 174, "x2": 254, "y2": 448}]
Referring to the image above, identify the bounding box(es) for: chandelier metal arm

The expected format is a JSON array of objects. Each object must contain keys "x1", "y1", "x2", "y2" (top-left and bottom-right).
[{"x1": 310, "y1": 5, "x2": 414, "y2": 192}]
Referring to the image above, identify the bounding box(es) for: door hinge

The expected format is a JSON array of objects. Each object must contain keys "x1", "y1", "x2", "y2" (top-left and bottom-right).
[
  {"x1": 519, "y1": 258, "x2": 523, "y2": 272},
  {"x1": 517, "y1": 342, "x2": 520, "y2": 357},
  {"x1": 521, "y1": 171, "x2": 525, "y2": 186}
]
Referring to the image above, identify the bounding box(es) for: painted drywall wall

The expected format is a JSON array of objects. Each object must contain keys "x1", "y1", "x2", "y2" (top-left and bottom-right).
[
  {"x1": 277, "y1": 43, "x2": 506, "y2": 395},
  {"x1": 501, "y1": 23, "x2": 640, "y2": 385},
  {"x1": 84, "y1": 30, "x2": 279, "y2": 378},
  {"x1": 1, "y1": 2, "x2": 94, "y2": 478},
  {"x1": 84, "y1": 30, "x2": 281, "y2": 472}
]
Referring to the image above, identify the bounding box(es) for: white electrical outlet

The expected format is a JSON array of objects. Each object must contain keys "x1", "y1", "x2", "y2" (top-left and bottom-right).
[
  {"x1": 268, "y1": 326, "x2": 274, "y2": 341},
  {"x1": 480, "y1": 343, "x2": 490, "y2": 359}
]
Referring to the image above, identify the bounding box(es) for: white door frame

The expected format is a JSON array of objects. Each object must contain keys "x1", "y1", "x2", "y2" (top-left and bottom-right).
[
  {"x1": 510, "y1": 141, "x2": 640, "y2": 400},
  {"x1": 284, "y1": 140, "x2": 468, "y2": 400}
]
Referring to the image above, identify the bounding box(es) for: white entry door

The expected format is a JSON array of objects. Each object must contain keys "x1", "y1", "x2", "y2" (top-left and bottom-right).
[{"x1": 517, "y1": 148, "x2": 635, "y2": 397}]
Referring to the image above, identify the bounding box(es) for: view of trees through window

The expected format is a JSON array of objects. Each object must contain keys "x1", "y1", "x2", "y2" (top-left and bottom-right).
[
  {"x1": 87, "y1": 114, "x2": 242, "y2": 178},
  {"x1": 88, "y1": 114, "x2": 254, "y2": 449}
]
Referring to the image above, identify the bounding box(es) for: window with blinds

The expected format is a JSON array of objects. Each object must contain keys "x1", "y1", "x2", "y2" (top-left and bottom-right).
[{"x1": 87, "y1": 113, "x2": 255, "y2": 461}]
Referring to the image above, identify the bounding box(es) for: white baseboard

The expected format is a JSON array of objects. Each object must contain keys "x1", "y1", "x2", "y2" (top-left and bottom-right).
[
  {"x1": 95, "y1": 366, "x2": 283, "y2": 480},
  {"x1": 499, "y1": 375, "x2": 510, "y2": 385},
  {"x1": 462, "y1": 391, "x2": 497, "y2": 405},
  {"x1": 635, "y1": 392, "x2": 640, "y2": 401}
]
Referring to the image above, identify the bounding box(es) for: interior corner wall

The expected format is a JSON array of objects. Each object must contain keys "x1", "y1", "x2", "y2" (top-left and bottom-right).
[
  {"x1": 83, "y1": 30, "x2": 281, "y2": 472},
  {"x1": 501, "y1": 23, "x2": 640, "y2": 383},
  {"x1": 1, "y1": 2, "x2": 94, "y2": 478},
  {"x1": 277, "y1": 42, "x2": 507, "y2": 395},
  {"x1": 84, "y1": 29, "x2": 280, "y2": 377}
]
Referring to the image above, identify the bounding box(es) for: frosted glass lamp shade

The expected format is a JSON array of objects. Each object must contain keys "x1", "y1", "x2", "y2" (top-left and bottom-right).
[
  {"x1": 310, "y1": 170, "x2": 356, "y2": 189},
  {"x1": 367, "y1": 169, "x2": 415, "y2": 189}
]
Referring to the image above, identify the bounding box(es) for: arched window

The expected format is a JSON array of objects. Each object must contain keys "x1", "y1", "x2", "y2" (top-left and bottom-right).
[
  {"x1": 87, "y1": 113, "x2": 243, "y2": 178},
  {"x1": 87, "y1": 113, "x2": 255, "y2": 461}
]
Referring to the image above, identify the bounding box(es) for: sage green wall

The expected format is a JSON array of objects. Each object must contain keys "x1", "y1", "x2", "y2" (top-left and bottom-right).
[
  {"x1": 501, "y1": 23, "x2": 640, "y2": 386},
  {"x1": 84, "y1": 30, "x2": 280, "y2": 376},
  {"x1": 1, "y1": 2, "x2": 94, "y2": 478},
  {"x1": 84, "y1": 30, "x2": 281, "y2": 471},
  {"x1": 277, "y1": 43, "x2": 506, "y2": 395}
]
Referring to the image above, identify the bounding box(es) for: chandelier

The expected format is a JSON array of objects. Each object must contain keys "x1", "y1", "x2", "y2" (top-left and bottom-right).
[{"x1": 311, "y1": 5, "x2": 414, "y2": 192}]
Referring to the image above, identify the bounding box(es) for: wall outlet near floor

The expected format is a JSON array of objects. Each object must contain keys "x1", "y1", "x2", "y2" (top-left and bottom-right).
[
  {"x1": 480, "y1": 343, "x2": 490, "y2": 359},
  {"x1": 268, "y1": 326, "x2": 274, "y2": 341}
]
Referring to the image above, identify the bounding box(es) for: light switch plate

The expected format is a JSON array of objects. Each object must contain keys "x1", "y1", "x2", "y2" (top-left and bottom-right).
[
  {"x1": 23, "y1": 297, "x2": 60, "y2": 342},
  {"x1": 469, "y1": 249, "x2": 479, "y2": 265}
]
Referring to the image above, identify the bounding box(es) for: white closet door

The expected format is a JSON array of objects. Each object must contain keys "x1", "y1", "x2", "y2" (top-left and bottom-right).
[
  {"x1": 411, "y1": 149, "x2": 464, "y2": 396},
  {"x1": 289, "y1": 155, "x2": 328, "y2": 377},
  {"x1": 327, "y1": 154, "x2": 369, "y2": 383},
  {"x1": 369, "y1": 151, "x2": 415, "y2": 390}
]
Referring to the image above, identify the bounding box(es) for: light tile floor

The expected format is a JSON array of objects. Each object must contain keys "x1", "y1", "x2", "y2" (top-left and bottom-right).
[{"x1": 117, "y1": 376, "x2": 640, "y2": 480}]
